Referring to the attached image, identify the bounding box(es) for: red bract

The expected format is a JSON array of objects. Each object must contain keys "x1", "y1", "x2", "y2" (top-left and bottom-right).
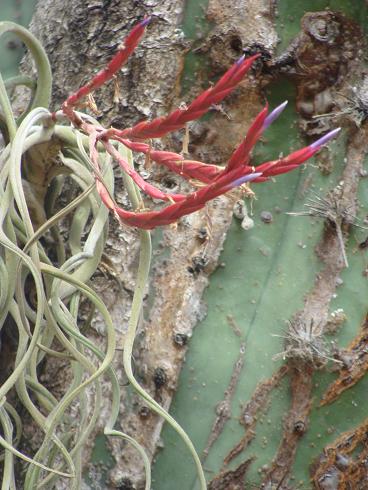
[
  {"x1": 113, "y1": 171, "x2": 262, "y2": 229},
  {"x1": 114, "y1": 54, "x2": 259, "y2": 140},
  {"x1": 61, "y1": 20, "x2": 341, "y2": 230},
  {"x1": 119, "y1": 139, "x2": 222, "y2": 183},
  {"x1": 224, "y1": 106, "x2": 268, "y2": 173},
  {"x1": 62, "y1": 18, "x2": 150, "y2": 124}
]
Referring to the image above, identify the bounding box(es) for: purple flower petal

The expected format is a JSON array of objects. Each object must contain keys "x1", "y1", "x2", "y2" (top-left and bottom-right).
[
  {"x1": 309, "y1": 128, "x2": 341, "y2": 150},
  {"x1": 140, "y1": 17, "x2": 151, "y2": 27},
  {"x1": 263, "y1": 101, "x2": 288, "y2": 130},
  {"x1": 228, "y1": 172, "x2": 263, "y2": 189},
  {"x1": 236, "y1": 54, "x2": 246, "y2": 66}
]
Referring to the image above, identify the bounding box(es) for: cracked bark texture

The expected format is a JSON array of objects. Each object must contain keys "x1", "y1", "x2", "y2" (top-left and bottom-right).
[{"x1": 24, "y1": 0, "x2": 278, "y2": 487}]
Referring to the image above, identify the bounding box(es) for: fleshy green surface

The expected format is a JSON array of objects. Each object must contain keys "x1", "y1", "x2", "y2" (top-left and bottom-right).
[
  {"x1": 276, "y1": 0, "x2": 368, "y2": 52},
  {"x1": 180, "y1": 0, "x2": 211, "y2": 93},
  {"x1": 0, "y1": 0, "x2": 37, "y2": 77},
  {"x1": 84, "y1": 435, "x2": 116, "y2": 488},
  {"x1": 152, "y1": 2, "x2": 368, "y2": 489}
]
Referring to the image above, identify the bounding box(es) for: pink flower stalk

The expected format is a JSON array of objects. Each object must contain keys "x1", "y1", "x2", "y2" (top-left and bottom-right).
[
  {"x1": 255, "y1": 127, "x2": 341, "y2": 178},
  {"x1": 223, "y1": 106, "x2": 268, "y2": 173},
  {"x1": 223, "y1": 100, "x2": 289, "y2": 172},
  {"x1": 118, "y1": 138, "x2": 222, "y2": 183},
  {"x1": 109, "y1": 53, "x2": 260, "y2": 140},
  {"x1": 102, "y1": 140, "x2": 187, "y2": 202},
  {"x1": 60, "y1": 20, "x2": 341, "y2": 229},
  {"x1": 62, "y1": 17, "x2": 150, "y2": 123},
  {"x1": 113, "y1": 170, "x2": 261, "y2": 229}
]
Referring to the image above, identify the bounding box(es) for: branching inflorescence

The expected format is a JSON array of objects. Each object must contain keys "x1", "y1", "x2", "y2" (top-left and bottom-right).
[
  {"x1": 0, "y1": 16, "x2": 342, "y2": 490},
  {"x1": 60, "y1": 17, "x2": 340, "y2": 230}
]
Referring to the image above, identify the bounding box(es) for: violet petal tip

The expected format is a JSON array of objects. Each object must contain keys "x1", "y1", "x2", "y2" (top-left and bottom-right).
[
  {"x1": 310, "y1": 127, "x2": 341, "y2": 150},
  {"x1": 229, "y1": 172, "x2": 263, "y2": 189},
  {"x1": 263, "y1": 100, "x2": 288, "y2": 130},
  {"x1": 236, "y1": 54, "x2": 246, "y2": 66},
  {"x1": 140, "y1": 17, "x2": 151, "y2": 27}
]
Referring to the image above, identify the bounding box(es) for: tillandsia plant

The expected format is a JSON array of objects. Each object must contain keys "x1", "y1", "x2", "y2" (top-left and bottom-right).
[{"x1": 0, "y1": 17, "x2": 340, "y2": 489}]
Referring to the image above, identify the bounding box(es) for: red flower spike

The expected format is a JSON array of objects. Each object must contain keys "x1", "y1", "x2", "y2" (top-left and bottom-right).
[
  {"x1": 254, "y1": 160, "x2": 279, "y2": 174},
  {"x1": 62, "y1": 18, "x2": 149, "y2": 114},
  {"x1": 96, "y1": 180, "x2": 116, "y2": 211},
  {"x1": 224, "y1": 106, "x2": 268, "y2": 174},
  {"x1": 140, "y1": 151, "x2": 221, "y2": 183},
  {"x1": 59, "y1": 17, "x2": 342, "y2": 229},
  {"x1": 252, "y1": 153, "x2": 308, "y2": 179},
  {"x1": 174, "y1": 160, "x2": 222, "y2": 182},
  {"x1": 111, "y1": 170, "x2": 261, "y2": 229},
  {"x1": 120, "y1": 138, "x2": 222, "y2": 183},
  {"x1": 264, "y1": 164, "x2": 300, "y2": 176},
  {"x1": 117, "y1": 54, "x2": 259, "y2": 140},
  {"x1": 88, "y1": 131, "x2": 118, "y2": 210},
  {"x1": 252, "y1": 146, "x2": 315, "y2": 178},
  {"x1": 220, "y1": 101, "x2": 288, "y2": 178},
  {"x1": 252, "y1": 128, "x2": 341, "y2": 179},
  {"x1": 252, "y1": 176, "x2": 269, "y2": 183},
  {"x1": 89, "y1": 129, "x2": 186, "y2": 204},
  {"x1": 119, "y1": 138, "x2": 150, "y2": 154},
  {"x1": 102, "y1": 140, "x2": 186, "y2": 202},
  {"x1": 92, "y1": 120, "x2": 340, "y2": 228}
]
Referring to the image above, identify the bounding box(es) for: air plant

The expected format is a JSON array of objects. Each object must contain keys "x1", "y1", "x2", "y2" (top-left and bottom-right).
[{"x1": 0, "y1": 17, "x2": 341, "y2": 490}]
